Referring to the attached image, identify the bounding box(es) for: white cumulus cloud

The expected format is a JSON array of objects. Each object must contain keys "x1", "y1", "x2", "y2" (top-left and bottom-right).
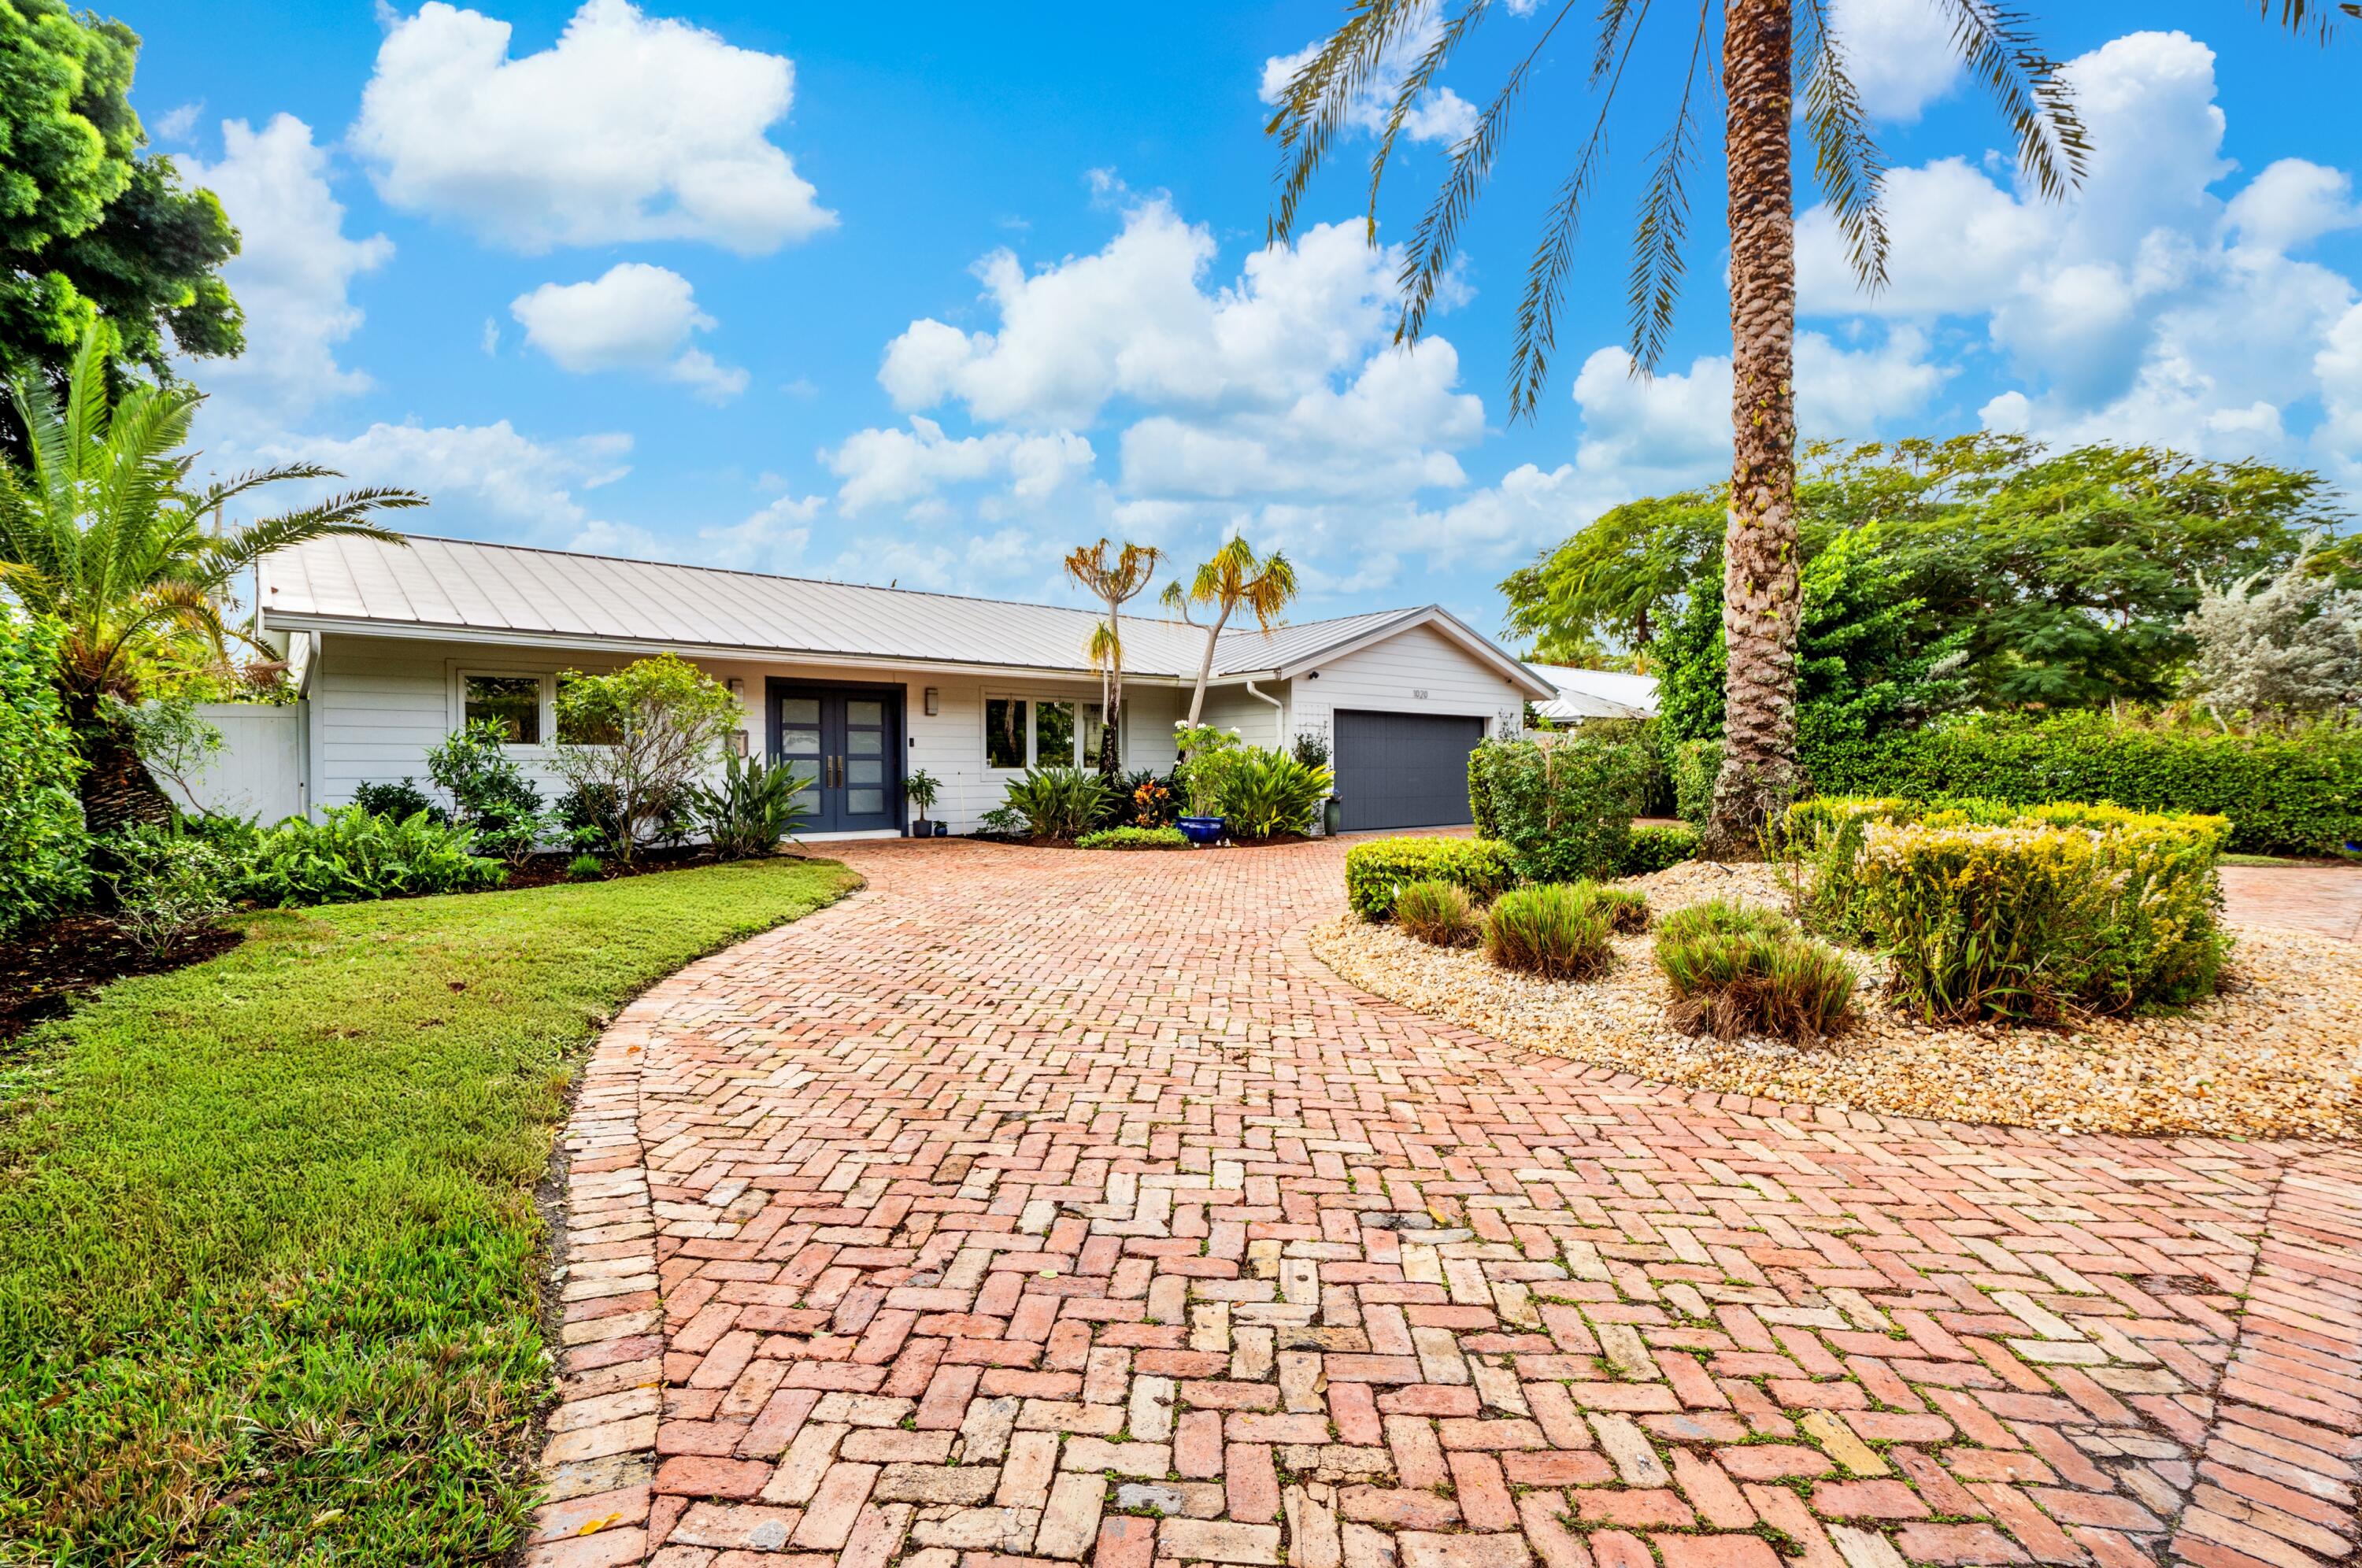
[
  {"x1": 510, "y1": 262, "x2": 748, "y2": 401},
  {"x1": 354, "y1": 0, "x2": 834, "y2": 254},
  {"x1": 1827, "y1": 0, "x2": 1961, "y2": 121},
  {"x1": 1257, "y1": 35, "x2": 1477, "y2": 146}
]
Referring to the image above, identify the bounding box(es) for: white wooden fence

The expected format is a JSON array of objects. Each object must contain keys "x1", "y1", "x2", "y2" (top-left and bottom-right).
[{"x1": 151, "y1": 702, "x2": 306, "y2": 823}]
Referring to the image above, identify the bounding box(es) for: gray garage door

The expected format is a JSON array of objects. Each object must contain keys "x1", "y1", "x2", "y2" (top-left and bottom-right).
[{"x1": 1334, "y1": 710, "x2": 1484, "y2": 832}]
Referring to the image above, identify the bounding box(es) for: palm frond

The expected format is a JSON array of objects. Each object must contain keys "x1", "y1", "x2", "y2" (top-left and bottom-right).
[
  {"x1": 1267, "y1": 0, "x2": 1439, "y2": 246},
  {"x1": 1396, "y1": 0, "x2": 1589, "y2": 349},
  {"x1": 1505, "y1": 1, "x2": 1652, "y2": 418},
  {"x1": 1590, "y1": 0, "x2": 1648, "y2": 83},
  {"x1": 197, "y1": 495, "x2": 423, "y2": 580},
  {"x1": 2259, "y1": 1, "x2": 2361, "y2": 42},
  {"x1": 1365, "y1": 0, "x2": 1493, "y2": 230},
  {"x1": 187, "y1": 462, "x2": 345, "y2": 514},
  {"x1": 1626, "y1": 2, "x2": 1712, "y2": 372},
  {"x1": 1933, "y1": 0, "x2": 2086, "y2": 201},
  {"x1": 1797, "y1": 0, "x2": 1890, "y2": 294}
]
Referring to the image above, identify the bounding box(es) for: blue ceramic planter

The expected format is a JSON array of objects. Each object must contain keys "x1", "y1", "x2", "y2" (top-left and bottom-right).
[{"x1": 1178, "y1": 815, "x2": 1225, "y2": 845}]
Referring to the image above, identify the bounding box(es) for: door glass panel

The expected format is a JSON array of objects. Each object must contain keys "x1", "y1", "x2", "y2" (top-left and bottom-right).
[
  {"x1": 846, "y1": 789, "x2": 885, "y2": 814},
  {"x1": 1036, "y1": 701, "x2": 1076, "y2": 766},
  {"x1": 847, "y1": 730, "x2": 881, "y2": 755},
  {"x1": 846, "y1": 700, "x2": 883, "y2": 727},
  {"x1": 779, "y1": 728, "x2": 820, "y2": 756},
  {"x1": 790, "y1": 780, "x2": 822, "y2": 815},
  {"x1": 986, "y1": 698, "x2": 1027, "y2": 768},
  {"x1": 847, "y1": 760, "x2": 882, "y2": 786},
  {"x1": 780, "y1": 696, "x2": 820, "y2": 726}
]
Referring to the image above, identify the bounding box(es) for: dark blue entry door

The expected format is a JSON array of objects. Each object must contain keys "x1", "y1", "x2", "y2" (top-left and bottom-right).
[{"x1": 768, "y1": 682, "x2": 903, "y2": 833}]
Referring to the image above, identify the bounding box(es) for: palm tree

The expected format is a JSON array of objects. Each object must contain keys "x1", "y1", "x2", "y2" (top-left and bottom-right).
[
  {"x1": 1163, "y1": 536, "x2": 1299, "y2": 727},
  {"x1": 1268, "y1": 0, "x2": 2351, "y2": 856},
  {"x1": 0, "y1": 326, "x2": 426, "y2": 833},
  {"x1": 1064, "y1": 538, "x2": 1162, "y2": 775}
]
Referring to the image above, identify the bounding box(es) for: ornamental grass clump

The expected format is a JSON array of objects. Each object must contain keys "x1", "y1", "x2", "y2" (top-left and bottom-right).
[
  {"x1": 1654, "y1": 900, "x2": 1856, "y2": 1043},
  {"x1": 1590, "y1": 883, "x2": 1650, "y2": 934},
  {"x1": 1857, "y1": 809, "x2": 2229, "y2": 1023},
  {"x1": 1481, "y1": 883, "x2": 1615, "y2": 981},
  {"x1": 1394, "y1": 879, "x2": 1477, "y2": 947}
]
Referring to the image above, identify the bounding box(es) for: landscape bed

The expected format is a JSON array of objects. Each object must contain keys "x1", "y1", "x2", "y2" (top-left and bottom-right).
[
  {"x1": 0, "y1": 856, "x2": 858, "y2": 1562},
  {"x1": 1311, "y1": 858, "x2": 2362, "y2": 1138}
]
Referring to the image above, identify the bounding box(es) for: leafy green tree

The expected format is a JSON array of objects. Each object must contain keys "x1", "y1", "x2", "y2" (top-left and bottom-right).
[
  {"x1": 551, "y1": 654, "x2": 741, "y2": 864},
  {"x1": 1501, "y1": 493, "x2": 1721, "y2": 665},
  {"x1": 0, "y1": 1, "x2": 242, "y2": 384},
  {"x1": 0, "y1": 325, "x2": 423, "y2": 834}
]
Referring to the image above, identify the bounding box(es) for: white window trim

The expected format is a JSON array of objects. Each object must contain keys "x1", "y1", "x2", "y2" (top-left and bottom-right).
[
  {"x1": 981, "y1": 690, "x2": 1106, "y2": 772},
  {"x1": 455, "y1": 668, "x2": 556, "y2": 753}
]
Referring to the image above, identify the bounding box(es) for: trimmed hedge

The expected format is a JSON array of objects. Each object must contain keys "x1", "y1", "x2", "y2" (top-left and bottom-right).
[
  {"x1": 1621, "y1": 823, "x2": 1700, "y2": 876},
  {"x1": 1467, "y1": 735, "x2": 1649, "y2": 882},
  {"x1": 1075, "y1": 826, "x2": 1188, "y2": 850},
  {"x1": 1345, "y1": 837, "x2": 1519, "y2": 920},
  {"x1": 1811, "y1": 714, "x2": 2361, "y2": 856}
]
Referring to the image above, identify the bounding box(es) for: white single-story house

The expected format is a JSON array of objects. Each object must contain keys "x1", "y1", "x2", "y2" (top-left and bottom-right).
[
  {"x1": 255, "y1": 534, "x2": 1553, "y2": 838},
  {"x1": 1525, "y1": 662, "x2": 1659, "y2": 724}
]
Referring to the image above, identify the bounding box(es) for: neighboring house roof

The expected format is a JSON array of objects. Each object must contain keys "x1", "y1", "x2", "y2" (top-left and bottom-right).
[
  {"x1": 1525, "y1": 662, "x2": 1659, "y2": 721},
  {"x1": 260, "y1": 534, "x2": 1552, "y2": 695}
]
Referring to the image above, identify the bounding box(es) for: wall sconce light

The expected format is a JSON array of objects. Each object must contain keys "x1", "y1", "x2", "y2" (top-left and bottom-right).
[
  {"x1": 727, "y1": 730, "x2": 749, "y2": 756},
  {"x1": 924, "y1": 686, "x2": 939, "y2": 716},
  {"x1": 726, "y1": 677, "x2": 745, "y2": 697}
]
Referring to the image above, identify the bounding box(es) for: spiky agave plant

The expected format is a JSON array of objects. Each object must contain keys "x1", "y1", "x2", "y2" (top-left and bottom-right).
[
  {"x1": 1266, "y1": 0, "x2": 2352, "y2": 859},
  {"x1": 0, "y1": 324, "x2": 425, "y2": 832}
]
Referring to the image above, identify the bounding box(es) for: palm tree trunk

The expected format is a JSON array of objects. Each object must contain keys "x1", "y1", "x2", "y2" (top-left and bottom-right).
[
  {"x1": 1185, "y1": 605, "x2": 1233, "y2": 728},
  {"x1": 1702, "y1": 0, "x2": 1802, "y2": 860},
  {"x1": 66, "y1": 693, "x2": 175, "y2": 839}
]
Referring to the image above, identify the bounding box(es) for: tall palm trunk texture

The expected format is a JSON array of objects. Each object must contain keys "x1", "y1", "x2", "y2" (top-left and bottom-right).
[{"x1": 1704, "y1": 0, "x2": 1802, "y2": 859}]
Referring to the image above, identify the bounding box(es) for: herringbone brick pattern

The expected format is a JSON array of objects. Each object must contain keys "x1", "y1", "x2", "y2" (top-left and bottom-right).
[{"x1": 528, "y1": 839, "x2": 2361, "y2": 1568}]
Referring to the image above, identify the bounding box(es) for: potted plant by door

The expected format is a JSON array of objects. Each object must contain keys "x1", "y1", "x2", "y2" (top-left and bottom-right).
[
  {"x1": 1175, "y1": 745, "x2": 1231, "y2": 845},
  {"x1": 905, "y1": 769, "x2": 941, "y2": 837}
]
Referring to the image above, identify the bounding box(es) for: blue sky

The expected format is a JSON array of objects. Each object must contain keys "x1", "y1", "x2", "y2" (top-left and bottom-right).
[{"x1": 129, "y1": 2, "x2": 2362, "y2": 640}]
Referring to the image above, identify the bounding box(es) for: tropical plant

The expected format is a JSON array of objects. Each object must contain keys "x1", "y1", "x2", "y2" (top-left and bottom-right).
[
  {"x1": 550, "y1": 655, "x2": 739, "y2": 864},
  {"x1": 427, "y1": 719, "x2": 545, "y2": 864},
  {"x1": 0, "y1": 609, "x2": 88, "y2": 936},
  {"x1": 1075, "y1": 825, "x2": 1190, "y2": 850},
  {"x1": 350, "y1": 778, "x2": 444, "y2": 823},
  {"x1": 1481, "y1": 883, "x2": 1615, "y2": 982},
  {"x1": 1000, "y1": 766, "x2": 1115, "y2": 840},
  {"x1": 905, "y1": 767, "x2": 942, "y2": 819},
  {"x1": 225, "y1": 806, "x2": 505, "y2": 908},
  {"x1": 1394, "y1": 878, "x2": 1477, "y2": 947},
  {"x1": 1216, "y1": 748, "x2": 1333, "y2": 841},
  {"x1": 0, "y1": 324, "x2": 423, "y2": 834},
  {"x1": 107, "y1": 690, "x2": 222, "y2": 811},
  {"x1": 1268, "y1": 5, "x2": 2345, "y2": 856},
  {"x1": 1125, "y1": 770, "x2": 1179, "y2": 828},
  {"x1": 1065, "y1": 538, "x2": 1161, "y2": 776},
  {"x1": 101, "y1": 820, "x2": 229, "y2": 957},
  {"x1": 1162, "y1": 536, "x2": 1297, "y2": 727},
  {"x1": 694, "y1": 753, "x2": 813, "y2": 860},
  {"x1": 1173, "y1": 723, "x2": 1245, "y2": 816},
  {"x1": 1655, "y1": 900, "x2": 1855, "y2": 1042},
  {"x1": 0, "y1": 2, "x2": 242, "y2": 388}
]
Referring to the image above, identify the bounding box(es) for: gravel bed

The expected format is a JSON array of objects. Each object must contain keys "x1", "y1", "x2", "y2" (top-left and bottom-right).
[{"x1": 1307, "y1": 860, "x2": 2362, "y2": 1138}]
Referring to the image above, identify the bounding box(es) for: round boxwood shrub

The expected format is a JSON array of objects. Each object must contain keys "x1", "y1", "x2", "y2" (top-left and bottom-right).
[{"x1": 1345, "y1": 837, "x2": 1519, "y2": 920}]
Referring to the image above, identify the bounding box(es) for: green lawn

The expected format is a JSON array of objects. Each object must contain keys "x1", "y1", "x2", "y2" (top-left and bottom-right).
[{"x1": 0, "y1": 856, "x2": 858, "y2": 1565}]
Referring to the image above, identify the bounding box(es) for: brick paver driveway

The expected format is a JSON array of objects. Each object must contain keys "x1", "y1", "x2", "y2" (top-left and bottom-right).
[{"x1": 532, "y1": 839, "x2": 2360, "y2": 1568}]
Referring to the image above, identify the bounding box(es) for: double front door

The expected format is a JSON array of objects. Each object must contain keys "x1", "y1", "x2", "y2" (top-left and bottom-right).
[{"x1": 769, "y1": 682, "x2": 903, "y2": 833}]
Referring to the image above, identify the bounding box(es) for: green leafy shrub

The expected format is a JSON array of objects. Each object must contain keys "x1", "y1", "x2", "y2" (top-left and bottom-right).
[
  {"x1": 904, "y1": 767, "x2": 942, "y2": 821},
  {"x1": 1621, "y1": 823, "x2": 1700, "y2": 875},
  {"x1": 695, "y1": 753, "x2": 813, "y2": 859},
  {"x1": 1670, "y1": 739, "x2": 1720, "y2": 830},
  {"x1": 102, "y1": 823, "x2": 231, "y2": 957},
  {"x1": 1345, "y1": 837, "x2": 1520, "y2": 920},
  {"x1": 0, "y1": 612, "x2": 89, "y2": 936},
  {"x1": 1001, "y1": 767, "x2": 1115, "y2": 840},
  {"x1": 551, "y1": 655, "x2": 739, "y2": 864},
  {"x1": 228, "y1": 807, "x2": 507, "y2": 907},
  {"x1": 427, "y1": 719, "x2": 545, "y2": 863},
  {"x1": 1466, "y1": 735, "x2": 1649, "y2": 882},
  {"x1": 1654, "y1": 899, "x2": 1857, "y2": 1041},
  {"x1": 1175, "y1": 725, "x2": 1245, "y2": 817},
  {"x1": 566, "y1": 852, "x2": 605, "y2": 882},
  {"x1": 1217, "y1": 749, "x2": 1333, "y2": 841},
  {"x1": 1856, "y1": 812, "x2": 2229, "y2": 1023},
  {"x1": 1481, "y1": 884, "x2": 1615, "y2": 981},
  {"x1": 350, "y1": 778, "x2": 443, "y2": 823},
  {"x1": 1813, "y1": 711, "x2": 2362, "y2": 856},
  {"x1": 1394, "y1": 880, "x2": 1477, "y2": 946},
  {"x1": 1075, "y1": 825, "x2": 1189, "y2": 850}
]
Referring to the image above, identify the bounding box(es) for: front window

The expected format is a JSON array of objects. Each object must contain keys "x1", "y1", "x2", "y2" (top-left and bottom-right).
[
  {"x1": 986, "y1": 697, "x2": 1029, "y2": 768},
  {"x1": 464, "y1": 675, "x2": 542, "y2": 743},
  {"x1": 1083, "y1": 702, "x2": 1110, "y2": 766},
  {"x1": 1035, "y1": 701, "x2": 1076, "y2": 766}
]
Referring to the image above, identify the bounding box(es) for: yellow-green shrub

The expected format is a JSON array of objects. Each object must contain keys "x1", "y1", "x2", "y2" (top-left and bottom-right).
[
  {"x1": 1857, "y1": 810, "x2": 2228, "y2": 1022},
  {"x1": 1346, "y1": 837, "x2": 1519, "y2": 920}
]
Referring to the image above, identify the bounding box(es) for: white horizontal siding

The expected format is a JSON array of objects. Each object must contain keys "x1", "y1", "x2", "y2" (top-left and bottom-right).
[{"x1": 1287, "y1": 622, "x2": 1527, "y2": 751}]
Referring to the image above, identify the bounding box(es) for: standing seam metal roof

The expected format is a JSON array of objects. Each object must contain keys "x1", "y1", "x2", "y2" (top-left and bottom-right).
[{"x1": 259, "y1": 534, "x2": 1497, "y2": 682}]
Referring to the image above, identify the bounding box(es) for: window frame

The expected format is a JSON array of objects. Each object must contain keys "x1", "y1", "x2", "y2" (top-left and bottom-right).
[
  {"x1": 981, "y1": 690, "x2": 1106, "y2": 771},
  {"x1": 455, "y1": 668, "x2": 553, "y2": 750}
]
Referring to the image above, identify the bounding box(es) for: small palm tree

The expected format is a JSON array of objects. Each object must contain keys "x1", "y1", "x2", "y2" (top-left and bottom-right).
[
  {"x1": 0, "y1": 325, "x2": 426, "y2": 833},
  {"x1": 1065, "y1": 538, "x2": 1162, "y2": 775},
  {"x1": 1268, "y1": 0, "x2": 2350, "y2": 856},
  {"x1": 1164, "y1": 536, "x2": 1299, "y2": 727}
]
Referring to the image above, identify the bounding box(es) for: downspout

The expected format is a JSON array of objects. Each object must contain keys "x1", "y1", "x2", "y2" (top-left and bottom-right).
[{"x1": 1244, "y1": 677, "x2": 1283, "y2": 748}]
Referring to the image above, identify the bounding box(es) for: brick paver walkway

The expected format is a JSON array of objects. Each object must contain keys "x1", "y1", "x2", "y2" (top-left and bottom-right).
[
  {"x1": 531, "y1": 839, "x2": 2361, "y2": 1568},
  {"x1": 2219, "y1": 867, "x2": 2362, "y2": 943}
]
